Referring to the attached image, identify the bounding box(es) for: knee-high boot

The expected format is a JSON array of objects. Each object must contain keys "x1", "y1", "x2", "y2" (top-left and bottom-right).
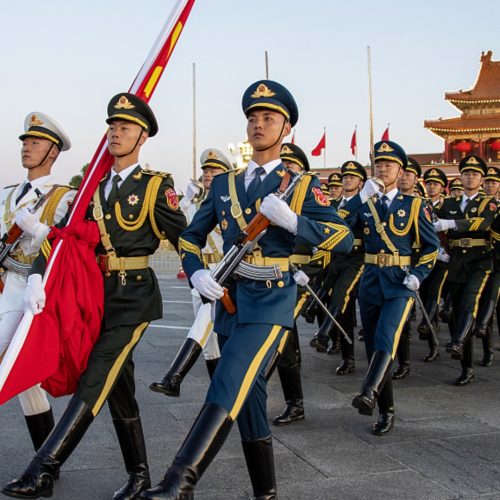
[
  {"x1": 150, "y1": 339, "x2": 202, "y2": 397},
  {"x1": 372, "y1": 378, "x2": 395, "y2": 436},
  {"x1": 140, "y1": 403, "x2": 233, "y2": 499},
  {"x1": 481, "y1": 323, "x2": 494, "y2": 367},
  {"x1": 352, "y1": 350, "x2": 393, "y2": 416},
  {"x1": 446, "y1": 313, "x2": 475, "y2": 360},
  {"x1": 272, "y1": 365, "x2": 304, "y2": 426},
  {"x1": 242, "y1": 436, "x2": 277, "y2": 500},
  {"x1": 24, "y1": 409, "x2": 55, "y2": 452},
  {"x1": 2, "y1": 396, "x2": 94, "y2": 499},
  {"x1": 392, "y1": 324, "x2": 410, "y2": 379},
  {"x1": 112, "y1": 416, "x2": 151, "y2": 500}
]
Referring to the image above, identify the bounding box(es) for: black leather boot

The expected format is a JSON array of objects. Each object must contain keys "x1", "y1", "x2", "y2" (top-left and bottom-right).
[
  {"x1": 140, "y1": 403, "x2": 233, "y2": 499},
  {"x1": 112, "y1": 417, "x2": 151, "y2": 500},
  {"x1": 481, "y1": 324, "x2": 494, "y2": 367},
  {"x1": 336, "y1": 328, "x2": 355, "y2": 375},
  {"x1": 372, "y1": 379, "x2": 394, "y2": 436},
  {"x1": 205, "y1": 358, "x2": 219, "y2": 378},
  {"x1": 418, "y1": 302, "x2": 438, "y2": 340},
  {"x1": 352, "y1": 350, "x2": 393, "y2": 416},
  {"x1": 24, "y1": 409, "x2": 55, "y2": 451},
  {"x1": 474, "y1": 299, "x2": 496, "y2": 339},
  {"x1": 264, "y1": 349, "x2": 280, "y2": 382},
  {"x1": 327, "y1": 335, "x2": 341, "y2": 355},
  {"x1": 336, "y1": 358, "x2": 355, "y2": 375},
  {"x1": 424, "y1": 335, "x2": 440, "y2": 362},
  {"x1": 272, "y1": 365, "x2": 304, "y2": 426},
  {"x1": 446, "y1": 313, "x2": 475, "y2": 360},
  {"x1": 392, "y1": 325, "x2": 410, "y2": 380},
  {"x1": 2, "y1": 396, "x2": 94, "y2": 499},
  {"x1": 242, "y1": 436, "x2": 277, "y2": 499},
  {"x1": 455, "y1": 367, "x2": 475, "y2": 386},
  {"x1": 149, "y1": 339, "x2": 202, "y2": 397},
  {"x1": 309, "y1": 332, "x2": 329, "y2": 353}
]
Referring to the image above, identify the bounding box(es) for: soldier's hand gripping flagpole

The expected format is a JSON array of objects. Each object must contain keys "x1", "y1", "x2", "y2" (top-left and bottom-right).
[
  {"x1": 0, "y1": 0, "x2": 198, "y2": 404},
  {"x1": 291, "y1": 264, "x2": 352, "y2": 345}
]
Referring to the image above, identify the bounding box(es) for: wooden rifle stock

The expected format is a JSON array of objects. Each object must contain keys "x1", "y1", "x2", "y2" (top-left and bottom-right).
[{"x1": 220, "y1": 288, "x2": 236, "y2": 314}]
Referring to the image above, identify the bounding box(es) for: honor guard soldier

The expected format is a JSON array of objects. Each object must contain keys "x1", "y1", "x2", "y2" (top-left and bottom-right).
[
  {"x1": 141, "y1": 80, "x2": 353, "y2": 499},
  {"x1": 484, "y1": 166, "x2": 500, "y2": 199},
  {"x1": 310, "y1": 161, "x2": 367, "y2": 374},
  {"x1": 398, "y1": 156, "x2": 421, "y2": 196},
  {"x1": 150, "y1": 148, "x2": 233, "y2": 397},
  {"x1": 434, "y1": 155, "x2": 497, "y2": 385},
  {"x1": 417, "y1": 167, "x2": 449, "y2": 362},
  {"x1": 342, "y1": 140, "x2": 438, "y2": 435},
  {"x1": 0, "y1": 113, "x2": 75, "y2": 452},
  {"x1": 3, "y1": 94, "x2": 187, "y2": 500},
  {"x1": 448, "y1": 177, "x2": 464, "y2": 198},
  {"x1": 328, "y1": 172, "x2": 343, "y2": 202}
]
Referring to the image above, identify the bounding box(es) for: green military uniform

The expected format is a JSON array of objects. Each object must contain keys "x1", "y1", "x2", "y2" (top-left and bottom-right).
[{"x1": 435, "y1": 155, "x2": 497, "y2": 385}]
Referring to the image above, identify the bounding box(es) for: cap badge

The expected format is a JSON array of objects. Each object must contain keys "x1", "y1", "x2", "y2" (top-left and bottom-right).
[
  {"x1": 251, "y1": 83, "x2": 276, "y2": 98},
  {"x1": 114, "y1": 96, "x2": 135, "y2": 110},
  {"x1": 467, "y1": 157, "x2": 479, "y2": 165},
  {"x1": 429, "y1": 169, "x2": 438, "y2": 176},
  {"x1": 28, "y1": 114, "x2": 44, "y2": 127},
  {"x1": 488, "y1": 168, "x2": 496, "y2": 175},
  {"x1": 346, "y1": 162, "x2": 356, "y2": 169},
  {"x1": 207, "y1": 150, "x2": 218, "y2": 159},
  {"x1": 377, "y1": 143, "x2": 394, "y2": 153},
  {"x1": 281, "y1": 145, "x2": 293, "y2": 154}
]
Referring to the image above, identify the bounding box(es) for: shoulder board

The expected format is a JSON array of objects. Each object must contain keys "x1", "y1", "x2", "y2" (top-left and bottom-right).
[
  {"x1": 142, "y1": 169, "x2": 171, "y2": 178},
  {"x1": 3, "y1": 183, "x2": 19, "y2": 189},
  {"x1": 50, "y1": 184, "x2": 74, "y2": 190},
  {"x1": 216, "y1": 167, "x2": 246, "y2": 177}
]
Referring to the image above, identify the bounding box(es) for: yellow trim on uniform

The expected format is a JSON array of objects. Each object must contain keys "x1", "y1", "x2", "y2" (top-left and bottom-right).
[
  {"x1": 41, "y1": 239, "x2": 52, "y2": 261},
  {"x1": 341, "y1": 265, "x2": 364, "y2": 314},
  {"x1": 199, "y1": 321, "x2": 213, "y2": 348},
  {"x1": 337, "y1": 208, "x2": 349, "y2": 219},
  {"x1": 40, "y1": 187, "x2": 71, "y2": 226},
  {"x1": 91, "y1": 322, "x2": 149, "y2": 416},
  {"x1": 294, "y1": 292, "x2": 309, "y2": 319},
  {"x1": 110, "y1": 113, "x2": 148, "y2": 130},
  {"x1": 437, "y1": 270, "x2": 448, "y2": 303},
  {"x1": 289, "y1": 175, "x2": 312, "y2": 215},
  {"x1": 245, "y1": 103, "x2": 290, "y2": 120},
  {"x1": 280, "y1": 156, "x2": 304, "y2": 170},
  {"x1": 23, "y1": 131, "x2": 60, "y2": 145},
  {"x1": 391, "y1": 298, "x2": 415, "y2": 359},
  {"x1": 203, "y1": 161, "x2": 229, "y2": 171},
  {"x1": 417, "y1": 250, "x2": 438, "y2": 267},
  {"x1": 317, "y1": 223, "x2": 351, "y2": 251},
  {"x1": 147, "y1": 176, "x2": 168, "y2": 240},
  {"x1": 375, "y1": 155, "x2": 404, "y2": 166},
  {"x1": 229, "y1": 324, "x2": 283, "y2": 420},
  {"x1": 473, "y1": 271, "x2": 491, "y2": 318},
  {"x1": 276, "y1": 330, "x2": 289, "y2": 356},
  {"x1": 468, "y1": 217, "x2": 485, "y2": 232},
  {"x1": 179, "y1": 237, "x2": 202, "y2": 260},
  {"x1": 388, "y1": 197, "x2": 420, "y2": 237},
  {"x1": 461, "y1": 166, "x2": 485, "y2": 175}
]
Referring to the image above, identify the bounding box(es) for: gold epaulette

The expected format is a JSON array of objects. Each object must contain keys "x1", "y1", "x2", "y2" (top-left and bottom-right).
[{"x1": 142, "y1": 169, "x2": 171, "y2": 178}]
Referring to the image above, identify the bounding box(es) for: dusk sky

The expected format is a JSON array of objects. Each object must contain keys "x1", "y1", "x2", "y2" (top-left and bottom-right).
[{"x1": 3, "y1": 0, "x2": 500, "y2": 191}]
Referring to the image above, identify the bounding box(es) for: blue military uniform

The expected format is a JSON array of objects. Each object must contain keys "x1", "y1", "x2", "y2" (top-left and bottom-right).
[
  {"x1": 342, "y1": 140, "x2": 439, "y2": 435},
  {"x1": 143, "y1": 80, "x2": 353, "y2": 500}
]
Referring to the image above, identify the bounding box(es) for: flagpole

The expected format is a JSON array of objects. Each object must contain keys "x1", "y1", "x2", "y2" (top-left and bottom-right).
[
  {"x1": 355, "y1": 125, "x2": 358, "y2": 161},
  {"x1": 367, "y1": 46, "x2": 375, "y2": 177},
  {"x1": 265, "y1": 50, "x2": 269, "y2": 79},
  {"x1": 323, "y1": 126, "x2": 326, "y2": 169},
  {"x1": 192, "y1": 62, "x2": 197, "y2": 180}
]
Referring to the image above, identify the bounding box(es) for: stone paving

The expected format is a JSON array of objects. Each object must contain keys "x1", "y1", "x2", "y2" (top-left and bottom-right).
[{"x1": 1, "y1": 275, "x2": 500, "y2": 499}]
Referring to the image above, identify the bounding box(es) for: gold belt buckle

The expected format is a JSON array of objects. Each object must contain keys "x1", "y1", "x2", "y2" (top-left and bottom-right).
[
  {"x1": 231, "y1": 202, "x2": 242, "y2": 219},
  {"x1": 461, "y1": 238, "x2": 472, "y2": 248},
  {"x1": 377, "y1": 253, "x2": 391, "y2": 267}
]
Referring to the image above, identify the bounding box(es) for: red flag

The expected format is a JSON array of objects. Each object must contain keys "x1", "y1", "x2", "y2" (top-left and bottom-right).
[
  {"x1": 291, "y1": 130, "x2": 295, "y2": 144},
  {"x1": 381, "y1": 126, "x2": 390, "y2": 141},
  {"x1": 0, "y1": 0, "x2": 197, "y2": 404},
  {"x1": 350, "y1": 128, "x2": 357, "y2": 156},
  {"x1": 311, "y1": 131, "x2": 326, "y2": 156}
]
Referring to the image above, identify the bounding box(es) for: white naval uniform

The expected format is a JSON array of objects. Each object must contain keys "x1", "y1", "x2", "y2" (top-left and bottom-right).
[
  {"x1": 0, "y1": 175, "x2": 75, "y2": 414},
  {"x1": 180, "y1": 193, "x2": 223, "y2": 360}
]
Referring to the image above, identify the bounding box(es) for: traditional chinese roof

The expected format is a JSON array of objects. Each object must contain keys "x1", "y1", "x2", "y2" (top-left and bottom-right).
[
  {"x1": 424, "y1": 113, "x2": 500, "y2": 135},
  {"x1": 407, "y1": 153, "x2": 444, "y2": 165},
  {"x1": 445, "y1": 51, "x2": 500, "y2": 105}
]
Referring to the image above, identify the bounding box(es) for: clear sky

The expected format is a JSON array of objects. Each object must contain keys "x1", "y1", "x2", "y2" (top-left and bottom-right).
[{"x1": 3, "y1": 0, "x2": 500, "y2": 190}]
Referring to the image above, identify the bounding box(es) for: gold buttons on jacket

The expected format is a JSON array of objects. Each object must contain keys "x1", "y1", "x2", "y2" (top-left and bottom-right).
[
  {"x1": 105, "y1": 214, "x2": 112, "y2": 220},
  {"x1": 136, "y1": 275, "x2": 143, "y2": 281},
  {"x1": 245, "y1": 208, "x2": 252, "y2": 215},
  {"x1": 277, "y1": 280, "x2": 284, "y2": 288}
]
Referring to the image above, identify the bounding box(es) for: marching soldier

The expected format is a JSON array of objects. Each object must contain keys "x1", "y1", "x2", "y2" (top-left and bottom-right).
[
  {"x1": 417, "y1": 167, "x2": 449, "y2": 362},
  {"x1": 150, "y1": 148, "x2": 233, "y2": 397},
  {"x1": 3, "y1": 93, "x2": 187, "y2": 500},
  {"x1": 343, "y1": 140, "x2": 438, "y2": 435},
  {"x1": 483, "y1": 166, "x2": 500, "y2": 200},
  {"x1": 0, "y1": 112, "x2": 75, "y2": 452},
  {"x1": 141, "y1": 80, "x2": 353, "y2": 499},
  {"x1": 449, "y1": 177, "x2": 464, "y2": 198},
  {"x1": 310, "y1": 161, "x2": 367, "y2": 375},
  {"x1": 434, "y1": 155, "x2": 497, "y2": 385},
  {"x1": 328, "y1": 172, "x2": 343, "y2": 202}
]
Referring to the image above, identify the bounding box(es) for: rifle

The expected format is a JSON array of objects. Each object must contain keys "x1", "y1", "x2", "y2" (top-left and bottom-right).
[
  {"x1": 210, "y1": 172, "x2": 304, "y2": 313},
  {"x1": 0, "y1": 189, "x2": 46, "y2": 291}
]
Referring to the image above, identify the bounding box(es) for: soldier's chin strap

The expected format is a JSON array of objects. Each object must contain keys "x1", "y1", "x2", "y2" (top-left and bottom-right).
[
  {"x1": 253, "y1": 117, "x2": 288, "y2": 152},
  {"x1": 115, "y1": 129, "x2": 145, "y2": 158},
  {"x1": 35, "y1": 143, "x2": 57, "y2": 168}
]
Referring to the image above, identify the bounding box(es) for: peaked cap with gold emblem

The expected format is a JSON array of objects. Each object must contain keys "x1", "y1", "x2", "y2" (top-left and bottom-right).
[
  {"x1": 459, "y1": 154, "x2": 487, "y2": 175},
  {"x1": 484, "y1": 166, "x2": 500, "y2": 182},
  {"x1": 106, "y1": 92, "x2": 158, "y2": 137},
  {"x1": 374, "y1": 140, "x2": 407, "y2": 167},
  {"x1": 328, "y1": 172, "x2": 343, "y2": 187},
  {"x1": 280, "y1": 142, "x2": 310, "y2": 171},
  {"x1": 341, "y1": 160, "x2": 367, "y2": 182},
  {"x1": 448, "y1": 177, "x2": 464, "y2": 192},
  {"x1": 423, "y1": 167, "x2": 447, "y2": 187},
  {"x1": 19, "y1": 112, "x2": 71, "y2": 151},
  {"x1": 405, "y1": 156, "x2": 422, "y2": 177},
  {"x1": 200, "y1": 148, "x2": 233, "y2": 172},
  {"x1": 242, "y1": 80, "x2": 298, "y2": 127}
]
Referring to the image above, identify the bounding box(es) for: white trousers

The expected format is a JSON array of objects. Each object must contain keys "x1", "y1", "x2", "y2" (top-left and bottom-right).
[{"x1": 188, "y1": 290, "x2": 220, "y2": 360}]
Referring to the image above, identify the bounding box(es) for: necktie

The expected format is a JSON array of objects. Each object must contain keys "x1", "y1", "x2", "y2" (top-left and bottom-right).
[
  {"x1": 16, "y1": 182, "x2": 32, "y2": 205},
  {"x1": 380, "y1": 195, "x2": 389, "y2": 218},
  {"x1": 107, "y1": 175, "x2": 121, "y2": 207},
  {"x1": 247, "y1": 166, "x2": 265, "y2": 199},
  {"x1": 463, "y1": 197, "x2": 471, "y2": 213}
]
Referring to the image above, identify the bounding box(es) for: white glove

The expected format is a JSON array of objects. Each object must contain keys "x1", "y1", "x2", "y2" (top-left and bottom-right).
[
  {"x1": 185, "y1": 180, "x2": 201, "y2": 202},
  {"x1": 15, "y1": 207, "x2": 50, "y2": 243},
  {"x1": 191, "y1": 269, "x2": 224, "y2": 301},
  {"x1": 293, "y1": 269, "x2": 310, "y2": 287},
  {"x1": 403, "y1": 274, "x2": 420, "y2": 291},
  {"x1": 259, "y1": 194, "x2": 298, "y2": 234},
  {"x1": 359, "y1": 179, "x2": 382, "y2": 203},
  {"x1": 437, "y1": 247, "x2": 450, "y2": 263},
  {"x1": 433, "y1": 218, "x2": 456, "y2": 232},
  {"x1": 24, "y1": 274, "x2": 46, "y2": 315}
]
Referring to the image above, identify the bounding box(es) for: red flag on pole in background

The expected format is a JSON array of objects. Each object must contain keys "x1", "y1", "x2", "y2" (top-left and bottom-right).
[
  {"x1": 0, "y1": 0, "x2": 197, "y2": 405},
  {"x1": 291, "y1": 130, "x2": 295, "y2": 144},
  {"x1": 311, "y1": 131, "x2": 326, "y2": 156},
  {"x1": 350, "y1": 127, "x2": 357, "y2": 156},
  {"x1": 381, "y1": 126, "x2": 390, "y2": 141}
]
